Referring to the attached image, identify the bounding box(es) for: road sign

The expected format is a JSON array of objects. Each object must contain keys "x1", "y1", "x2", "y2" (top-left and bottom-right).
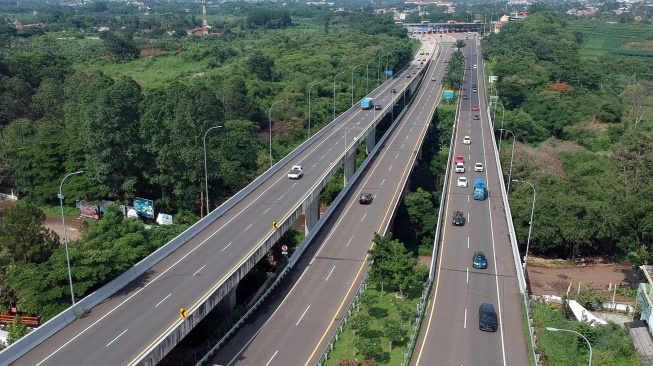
[
  {"x1": 180, "y1": 308, "x2": 188, "y2": 319},
  {"x1": 281, "y1": 245, "x2": 288, "y2": 255},
  {"x1": 444, "y1": 90, "x2": 454, "y2": 99},
  {"x1": 272, "y1": 221, "x2": 279, "y2": 229}
]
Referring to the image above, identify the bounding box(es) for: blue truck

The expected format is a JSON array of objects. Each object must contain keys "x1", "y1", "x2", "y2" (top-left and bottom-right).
[
  {"x1": 360, "y1": 98, "x2": 374, "y2": 110},
  {"x1": 473, "y1": 178, "x2": 487, "y2": 200}
]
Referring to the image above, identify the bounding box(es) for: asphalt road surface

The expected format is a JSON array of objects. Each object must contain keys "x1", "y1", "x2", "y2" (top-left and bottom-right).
[{"x1": 411, "y1": 34, "x2": 530, "y2": 366}]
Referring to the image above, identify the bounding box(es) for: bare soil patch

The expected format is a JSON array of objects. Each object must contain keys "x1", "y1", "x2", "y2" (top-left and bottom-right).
[{"x1": 0, "y1": 199, "x2": 85, "y2": 242}]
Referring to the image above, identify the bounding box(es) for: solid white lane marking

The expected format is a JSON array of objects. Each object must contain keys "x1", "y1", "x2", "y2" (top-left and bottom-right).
[
  {"x1": 325, "y1": 266, "x2": 336, "y2": 281},
  {"x1": 265, "y1": 350, "x2": 279, "y2": 366},
  {"x1": 296, "y1": 305, "x2": 310, "y2": 326},
  {"x1": 467, "y1": 268, "x2": 469, "y2": 282},
  {"x1": 155, "y1": 294, "x2": 171, "y2": 307},
  {"x1": 245, "y1": 223, "x2": 253, "y2": 231},
  {"x1": 346, "y1": 236, "x2": 354, "y2": 247},
  {"x1": 222, "y1": 242, "x2": 232, "y2": 251},
  {"x1": 193, "y1": 265, "x2": 205, "y2": 276},
  {"x1": 106, "y1": 329, "x2": 128, "y2": 347},
  {"x1": 464, "y1": 309, "x2": 467, "y2": 329},
  {"x1": 361, "y1": 213, "x2": 367, "y2": 222}
]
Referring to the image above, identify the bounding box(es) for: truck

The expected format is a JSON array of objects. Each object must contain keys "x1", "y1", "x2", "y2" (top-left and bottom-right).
[
  {"x1": 473, "y1": 178, "x2": 487, "y2": 200},
  {"x1": 360, "y1": 98, "x2": 374, "y2": 110},
  {"x1": 288, "y1": 165, "x2": 304, "y2": 179}
]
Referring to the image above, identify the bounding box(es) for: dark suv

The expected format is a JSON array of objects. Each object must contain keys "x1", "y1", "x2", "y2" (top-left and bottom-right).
[
  {"x1": 478, "y1": 303, "x2": 498, "y2": 332},
  {"x1": 452, "y1": 211, "x2": 465, "y2": 226},
  {"x1": 473, "y1": 251, "x2": 487, "y2": 269}
]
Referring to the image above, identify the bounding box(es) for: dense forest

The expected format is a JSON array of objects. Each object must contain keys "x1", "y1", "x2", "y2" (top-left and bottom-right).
[{"x1": 483, "y1": 11, "x2": 653, "y2": 262}]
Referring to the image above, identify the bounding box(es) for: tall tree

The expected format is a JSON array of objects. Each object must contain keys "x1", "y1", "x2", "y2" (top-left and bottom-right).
[{"x1": 0, "y1": 201, "x2": 58, "y2": 263}]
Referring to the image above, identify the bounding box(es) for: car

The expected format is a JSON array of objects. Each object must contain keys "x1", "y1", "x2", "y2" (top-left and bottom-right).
[
  {"x1": 454, "y1": 155, "x2": 465, "y2": 164},
  {"x1": 472, "y1": 105, "x2": 479, "y2": 111},
  {"x1": 478, "y1": 303, "x2": 498, "y2": 332},
  {"x1": 411, "y1": 71, "x2": 416, "y2": 74},
  {"x1": 426, "y1": 52, "x2": 430, "y2": 55},
  {"x1": 374, "y1": 104, "x2": 382, "y2": 110},
  {"x1": 455, "y1": 163, "x2": 465, "y2": 173},
  {"x1": 444, "y1": 59, "x2": 448, "y2": 63},
  {"x1": 473, "y1": 114, "x2": 480, "y2": 120},
  {"x1": 406, "y1": 75, "x2": 412, "y2": 78},
  {"x1": 473, "y1": 64, "x2": 477, "y2": 69},
  {"x1": 473, "y1": 250, "x2": 487, "y2": 269},
  {"x1": 473, "y1": 52, "x2": 477, "y2": 56},
  {"x1": 452, "y1": 210, "x2": 465, "y2": 226},
  {"x1": 472, "y1": 84, "x2": 477, "y2": 88},
  {"x1": 359, "y1": 192, "x2": 373, "y2": 204},
  {"x1": 475, "y1": 162, "x2": 484, "y2": 172},
  {"x1": 462, "y1": 94, "x2": 468, "y2": 100},
  {"x1": 463, "y1": 136, "x2": 471, "y2": 145},
  {"x1": 431, "y1": 77, "x2": 436, "y2": 81},
  {"x1": 417, "y1": 58, "x2": 420, "y2": 62},
  {"x1": 466, "y1": 66, "x2": 471, "y2": 70},
  {"x1": 288, "y1": 165, "x2": 304, "y2": 179},
  {"x1": 457, "y1": 177, "x2": 468, "y2": 188},
  {"x1": 391, "y1": 88, "x2": 397, "y2": 93}
]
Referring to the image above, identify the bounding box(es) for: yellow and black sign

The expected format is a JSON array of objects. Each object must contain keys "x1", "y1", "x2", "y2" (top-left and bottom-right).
[
  {"x1": 272, "y1": 221, "x2": 279, "y2": 229},
  {"x1": 180, "y1": 308, "x2": 188, "y2": 319}
]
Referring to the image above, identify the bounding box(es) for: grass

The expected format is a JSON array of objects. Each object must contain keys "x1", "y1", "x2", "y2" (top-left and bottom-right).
[
  {"x1": 323, "y1": 285, "x2": 423, "y2": 365},
  {"x1": 522, "y1": 300, "x2": 537, "y2": 366},
  {"x1": 566, "y1": 21, "x2": 653, "y2": 58},
  {"x1": 531, "y1": 301, "x2": 642, "y2": 366}
]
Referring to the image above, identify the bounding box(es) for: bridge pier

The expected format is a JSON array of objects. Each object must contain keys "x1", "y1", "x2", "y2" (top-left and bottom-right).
[
  {"x1": 343, "y1": 147, "x2": 357, "y2": 186},
  {"x1": 217, "y1": 287, "x2": 237, "y2": 314},
  {"x1": 305, "y1": 195, "x2": 320, "y2": 235},
  {"x1": 365, "y1": 127, "x2": 376, "y2": 154}
]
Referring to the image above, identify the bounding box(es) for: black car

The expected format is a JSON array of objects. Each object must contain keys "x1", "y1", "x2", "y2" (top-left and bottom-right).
[
  {"x1": 472, "y1": 84, "x2": 477, "y2": 88},
  {"x1": 473, "y1": 115, "x2": 480, "y2": 120},
  {"x1": 391, "y1": 88, "x2": 397, "y2": 93},
  {"x1": 478, "y1": 303, "x2": 498, "y2": 332},
  {"x1": 452, "y1": 211, "x2": 465, "y2": 226},
  {"x1": 374, "y1": 104, "x2": 382, "y2": 110},
  {"x1": 359, "y1": 192, "x2": 373, "y2": 204},
  {"x1": 466, "y1": 66, "x2": 471, "y2": 70},
  {"x1": 473, "y1": 250, "x2": 487, "y2": 269}
]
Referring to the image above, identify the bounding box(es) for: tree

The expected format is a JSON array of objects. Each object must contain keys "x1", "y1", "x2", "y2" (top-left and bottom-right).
[
  {"x1": 384, "y1": 319, "x2": 405, "y2": 351},
  {"x1": 354, "y1": 337, "x2": 382, "y2": 361},
  {"x1": 455, "y1": 39, "x2": 466, "y2": 49},
  {"x1": 620, "y1": 83, "x2": 648, "y2": 124},
  {"x1": 6, "y1": 315, "x2": 29, "y2": 345},
  {"x1": 350, "y1": 313, "x2": 371, "y2": 337},
  {"x1": 247, "y1": 51, "x2": 275, "y2": 81},
  {"x1": 0, "y1": 201, "x2": 58, "y2": 263}
]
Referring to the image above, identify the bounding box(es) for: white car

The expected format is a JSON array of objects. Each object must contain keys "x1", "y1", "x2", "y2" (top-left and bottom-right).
[
  {"x1": 475, "y1": 163, "x2": 484, "y2": 172},
  {"x1": 457, "y1": 177, "x2": 468, "y2": 187},
  {"x1": 463, "y1": 136, "x2": 471, "y2": 145},
  {"x1": 455, "y1": 163, "x2": 465, "y2": 173},
  {"x1": 473, "y1": 64, "x2": 477, "y2": 69}
]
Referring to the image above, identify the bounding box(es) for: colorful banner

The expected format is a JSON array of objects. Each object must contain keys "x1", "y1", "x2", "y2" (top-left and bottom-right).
[
  {"x1": 79, "y1": 200, "x2": 100, "y2": 220},
  {"x1": 133, "y1": 197, "x2": 154, "y2": 219}
]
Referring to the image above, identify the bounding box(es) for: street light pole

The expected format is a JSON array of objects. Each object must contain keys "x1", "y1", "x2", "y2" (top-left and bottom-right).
[
  {"x1": 498, "y1": 129, "x2": 515, "y2": 192},
  {"x1": 546, "y1": 327, "x2": 592, "y2": 366},
  {"x1": 512, "y1": 179, "x2": 536, "y2": 271},
  {"x1": 365, "y1": 59, "x2": 375, "y2": 95},
  {"x1": 333, "y1": 71, "x2": 346, "y2": 121},
  {"x1": 351, "y1": 65, "x2": 362, "y2": 106},
  {"x1": 203, "y1": 125, "x2": 223, "y2": 216},
  {"x1": 308, "y1": 82, "x2": 319, "y2": 139},
  {"x1": 269, "y1": 100, "x2": 284, "y2": 168},
  {"x1": 59, "y1": 170, "x2": 84, "y2": 305}
]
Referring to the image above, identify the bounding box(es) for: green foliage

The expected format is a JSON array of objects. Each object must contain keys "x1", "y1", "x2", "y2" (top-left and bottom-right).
[
  {"x1": 368, "y1": 233, "x2": 426, "y2": 296},
  {"x1": 0, "y1": 201, "x2": 58, "y2": 263},
  {"x1": 6, "y1": 315, "x2": 29, "y2": 345},
  {"x1": 354, "y1": 337, "x2": 383, "y2": 362}
]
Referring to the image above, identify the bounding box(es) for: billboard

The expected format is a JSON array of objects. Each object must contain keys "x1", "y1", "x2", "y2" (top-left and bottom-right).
[
  {"x1": 385, "y1": 70, "x2": 393, "y2": 78},
  {"x1": 133, "y1": 197, "x2": 154, "y2": 219},
  {"x1": 443, "y1": 90, "x2": 454, "y2": 99},
  {"x1": 79, "y1": 200, "x2": 100, "y2": 220},
  {"x1": 156, "y1": 213, "x2": 173, "y2": 226}
]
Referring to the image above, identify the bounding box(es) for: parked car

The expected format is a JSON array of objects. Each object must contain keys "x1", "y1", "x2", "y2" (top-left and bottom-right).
[
  {"x1": 475, "y1": 163, "x2": 484, "y2": 172},
  {"x1": 359, "y1": 192, "x2": 373, "y2": 204},
  {"x1": 473, "y1": 250, "x2": 487, "y2": 269},
  {"x1": 478, "y1": 303, "x2": 498, "y2": 332},
  {"x1": 457, "y1": 177, "x2": 468, "y2": 188}
]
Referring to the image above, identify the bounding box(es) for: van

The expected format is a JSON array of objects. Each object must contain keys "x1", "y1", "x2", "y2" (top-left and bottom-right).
[{"x1": 478, "y1": 303, "x2": 498, "y2": 332}]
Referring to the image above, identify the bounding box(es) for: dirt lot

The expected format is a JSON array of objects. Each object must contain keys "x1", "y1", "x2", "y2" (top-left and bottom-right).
[{"x1": 0, "y1": 198, "x2": 85, "y2": 242}]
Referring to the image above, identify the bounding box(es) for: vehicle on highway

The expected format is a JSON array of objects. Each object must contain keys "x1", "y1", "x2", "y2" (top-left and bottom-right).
[
  {"x1": 411, "y1": 71, "x2": 417, "y2": 74},
  {"x1": 472, "y1": 84, "x2": 477, "y2": 88},
  {"x1": 444, "y1": 60, "x2": 448, "y2": 63},
  {"x1": 455, "y1": 155, "x2": 465, "y2": 164},
  {"x1": 472, "y1": 88, "x2": 477, "y2": 93},
  {"x1": 452, "y1": 210, "x2": 465, "y2": 226},
  {"x1": 455, "y1": 163, "x2": 465, "y2": 173},
  {"x1": 463, "y1": 94, "x2": 468, "y2": 100},
  {"x1": 359, "y1": 192, "x2": 373, "y2": 204},
  {"x1": 391, "y1": 88, "x2": 397, "y2": 93},
  {"x1": 473, "y1": 64, "x2": 477, "y2": 69},
  {"x1": 473, "y1": 52, "x2": 477, "y2": 56},
  {"x1": 374, "y1": 104, "x2": 382, "y2": 110},
  {"x1": 472, "y1": 105, "x2": 479, "y2": 111},
  {"x1": 466, "y1": 66, "x2": 471, "y2": 70},
  {"x1": 287, "y1": 165, "x2": 304, "y2": 179},
  {"x1": 431, "y1": 77, "x2": 436, "y2": 81},
  {"x1": 463, "y1": 136, "x2": 471, "y2": 145},
  {"x1": 360, "y1": 98, "x2": 374, "y2": 110},
  {"x1": 475, "y1": 163, "x2": 484, "y2": 172},
  {"x1": 457, "y1": 177, "x2": 468, "y2": 187},
  {"x1": 473, "y1": 178, "x2": 488, "y2": 200},
  {"x1": 473, "y1": 250, "x2": 488, "y2": 269},
  {"x1": 473, "y1": 114, "x2": 480, "y2": 120},
  {"x1": 478, "y1": 303, "x2": 498, "y2": 332},
  {"x1": 407, "y1": 75, "x2": 412, "y2": 78}
]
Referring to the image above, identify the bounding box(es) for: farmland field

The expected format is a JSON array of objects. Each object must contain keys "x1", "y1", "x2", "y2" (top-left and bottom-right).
[{"x1": 566, "y1": 21, "x2": 653, "y2": 58}]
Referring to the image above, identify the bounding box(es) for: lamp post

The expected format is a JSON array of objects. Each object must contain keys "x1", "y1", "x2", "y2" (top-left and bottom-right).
[
  {"x1": 351, "y1": 65, "x2": 363, "y2": 106},
  {"x1": 333, "y1": 71, "x2": 346, "y2": 121},
  {"x1": 546, "y1": 327, "x2": 592, "y2": 366},
  {"x1": 308, "y1": 82, "x2": 319, "y2": 138},
  {"x1": 377, "y1": 56, "x2": 383, "y2": 85},
  {"x1": 498, "y1": 129, "x2": 515, "y2": 192},
  {"x1": 365, "y1": 59, "x2": 375, "y2": 95},
  {"x1": 203, "y1": 125, "x2": 223, "y2": 216},
  {"x1": 512, "y1": 179, "x2": 536, "y2": 271},
  {"x1": 59, "y1": 170, "x2": 84, "y2": 305},
  {"x1": 269, "y1": 100, "x2": 284, "y2": 168}
]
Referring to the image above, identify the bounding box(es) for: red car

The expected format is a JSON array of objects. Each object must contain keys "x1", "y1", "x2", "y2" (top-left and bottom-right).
[
  {"x1": 472, "y1": 105, "x2": 479, "y2": 111},
  {"x1": 454, "y1": 155, "x2": 465, "y2": 164}
]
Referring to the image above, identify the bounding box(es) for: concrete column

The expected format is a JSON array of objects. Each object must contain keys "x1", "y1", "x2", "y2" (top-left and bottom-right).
[
  {"x1": 343, "y1": 148, "x2": 357, "y2": 186},
  {"x1": 365, "y1": 128, "x2": 376, "y2": 154},
  {"x1": 217, "y1": 286, "x2": 237, "y2": 314},
  {"x1": 305, "y1": 195, "x2": 320, "y2": 235}
]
